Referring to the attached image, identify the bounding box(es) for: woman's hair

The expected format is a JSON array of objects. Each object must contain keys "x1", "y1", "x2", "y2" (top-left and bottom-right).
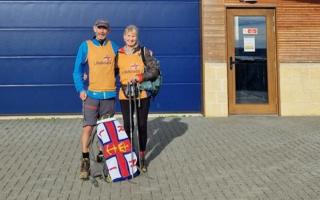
[{"x1": 123, "y1": 25, "x2": 139, "y2": 36}]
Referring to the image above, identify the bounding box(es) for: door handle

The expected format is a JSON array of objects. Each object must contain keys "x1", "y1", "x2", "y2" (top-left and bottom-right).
[{"x1": 229, "y1": 56, "x2": 236, "y2": 70}]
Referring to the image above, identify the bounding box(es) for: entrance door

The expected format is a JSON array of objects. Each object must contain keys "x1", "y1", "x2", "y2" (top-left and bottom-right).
[{"x1": 227, "y1": 8, "x2": 278, "y2": 115}]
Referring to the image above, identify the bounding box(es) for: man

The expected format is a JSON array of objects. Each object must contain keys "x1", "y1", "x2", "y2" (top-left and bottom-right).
[{"x1": 73, "y1": 19, "x2": 118, "y2": 179}]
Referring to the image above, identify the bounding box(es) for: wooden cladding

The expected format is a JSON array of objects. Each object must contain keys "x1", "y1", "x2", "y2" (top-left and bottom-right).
[
  {"x1": 277, "y1": 0, "x2": 320, "y2": 62},
  {"x1": 202, "y1": 0, "x2": 226, "y2": 62},
  {"x1": 202, "y1": 0, "x2": 320, "y2": 63}
]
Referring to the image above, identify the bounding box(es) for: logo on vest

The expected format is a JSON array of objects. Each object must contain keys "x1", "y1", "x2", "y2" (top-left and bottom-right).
[
  {"x1": 95, "y1": 55, "x2": 112, "y2": 65},
  {"x1": 123, "y1": 63, "x2": 141, "y2": 74},
  {"x1": 130, "y1": 63, "x2": 139, "y2": 71}
]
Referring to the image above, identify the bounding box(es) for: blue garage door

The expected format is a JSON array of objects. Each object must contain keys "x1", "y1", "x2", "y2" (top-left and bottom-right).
[{"x1": 0, "y1": 0, "x2": 200, "y2": 115}]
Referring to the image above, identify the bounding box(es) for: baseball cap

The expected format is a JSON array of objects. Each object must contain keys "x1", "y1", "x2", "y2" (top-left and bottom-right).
[{"x1": 94, "y1": 19, "x2": 110, "y2": 29}]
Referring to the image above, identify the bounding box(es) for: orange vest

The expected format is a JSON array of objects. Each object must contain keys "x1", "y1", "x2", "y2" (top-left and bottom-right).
[
  {"x1": 118, "y1": 52, "x2": 147, "y2": 100},
  {"x1": 87, "y1": 40, "x2": 116, "y2": 92}
]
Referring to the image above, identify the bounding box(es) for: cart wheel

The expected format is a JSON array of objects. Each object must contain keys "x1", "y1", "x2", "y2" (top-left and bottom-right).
[{"x1": 105, "y1": 174, "x2": 112, "y2": 183}]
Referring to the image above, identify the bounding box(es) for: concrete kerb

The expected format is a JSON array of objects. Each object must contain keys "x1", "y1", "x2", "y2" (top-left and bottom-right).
[{"x1": 0, "y1": 113, "x2": 203, "y2": 120}]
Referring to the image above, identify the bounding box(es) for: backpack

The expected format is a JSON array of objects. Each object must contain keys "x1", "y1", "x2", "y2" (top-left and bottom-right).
[{"x1": 139, "y1": 47, "x2": 162, "y2": 97}]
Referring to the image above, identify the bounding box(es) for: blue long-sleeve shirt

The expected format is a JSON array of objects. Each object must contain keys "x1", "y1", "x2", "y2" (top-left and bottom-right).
[{"x1": 73, "y1": 38, "x2": 119, "y2": 99}]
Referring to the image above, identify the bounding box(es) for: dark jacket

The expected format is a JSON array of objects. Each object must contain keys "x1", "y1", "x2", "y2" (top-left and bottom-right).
[{"x1": 140, "y1": 46, "x2": 160, "y2": 82}]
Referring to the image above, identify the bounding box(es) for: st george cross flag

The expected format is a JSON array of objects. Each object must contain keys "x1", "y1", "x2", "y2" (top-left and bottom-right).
[{"x1": 96, "y1": 117, "x2": 139, "y2": 182}]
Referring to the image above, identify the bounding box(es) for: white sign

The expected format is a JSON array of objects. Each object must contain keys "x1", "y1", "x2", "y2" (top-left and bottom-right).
[
  {"x1": 244, "y1": 36, "x2": 255, "y2": 52},
  {"x1": 243, "y1": 28, "x2": 258, "y2": 35}
]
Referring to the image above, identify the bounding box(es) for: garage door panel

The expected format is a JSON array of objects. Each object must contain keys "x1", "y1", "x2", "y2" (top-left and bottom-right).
[
  {"x1": 0, "y1": 58, "x2": 200, "y2": 88},
  {"x1": 0, "y1": 58, "x2": 74, "y2": 85},
  {"x1": 0, "y1": 1, "x2": 199, "y2": 28},
  {"x1": 149, "y1": 84, "x2": 201, "y2": 112},
  {"x1": 0, "y1": 56, "x2": 201, "y2": 85},
  {"x1": 0, "y1": 84, "x2": 201, "y2": 114},
  {"x1": 111, "y1": 29, "x2": 200, "y2": 55},
  {"x1": 0, "y1": 29, "x2": 198, "y2": 56},
  {"x1": 0, "y1": 30, "x2": 90, "y2": 56},
  {"x1": 0, "y1": 86, "x2": 80, "y2": 114},
  {"x1": 140, "y1": 29, "x2": 200, "y2": 55},
  {"x1": 157, "y1": 57, "x2": 200, "y2": 83}
]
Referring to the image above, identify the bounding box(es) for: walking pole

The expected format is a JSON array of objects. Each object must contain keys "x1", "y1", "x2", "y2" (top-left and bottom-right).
[
  {"x1": 128, "y1": 82, "x2": 134, "y2": 178},
  {"x1": 132, "y1": 82, "x2": 142, "y2": 171}
]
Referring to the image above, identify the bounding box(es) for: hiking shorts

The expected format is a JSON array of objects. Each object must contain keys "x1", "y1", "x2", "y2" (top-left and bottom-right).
[{"x1": 82, "y1": 96, "x2": 115, "y2": 127}]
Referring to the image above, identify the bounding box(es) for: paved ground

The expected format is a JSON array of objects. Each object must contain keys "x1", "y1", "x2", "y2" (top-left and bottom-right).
[{"x1": 0, "y1": 116, "x2": 320, "y2": 200}]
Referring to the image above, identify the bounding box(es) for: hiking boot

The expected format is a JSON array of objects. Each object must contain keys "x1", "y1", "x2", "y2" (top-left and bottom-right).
[
  {"x1": 140, "y1": 157, "x2": 147, "y2": 173},
  {"x1": 79, "y1": 158, "x2": 90, "y2": 179}
]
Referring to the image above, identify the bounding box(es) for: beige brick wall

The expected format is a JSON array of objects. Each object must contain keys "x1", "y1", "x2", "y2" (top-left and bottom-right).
[
  {"x1": 204, "y1": 62, "x2": 228, "y2": 117},
  {"x1": 280, "y1": 63, "x2": 320, "y2": 116}
]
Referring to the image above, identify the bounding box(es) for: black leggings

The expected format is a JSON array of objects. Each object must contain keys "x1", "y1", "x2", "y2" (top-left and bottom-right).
[{"x1": 120, "y1": 98, "x2": 150, "y2": 152}]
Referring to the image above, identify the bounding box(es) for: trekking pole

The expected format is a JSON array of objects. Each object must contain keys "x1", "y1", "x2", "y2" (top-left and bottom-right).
[
  {"x1": 137, "y1": 82, "x2": 141, "y2": 108},
  {"x1": 132, "y1": 82, "x2": 142, "y2": 171},
  {"x1": 128, "y1": 82, "x2": 134, "y2": 178}
]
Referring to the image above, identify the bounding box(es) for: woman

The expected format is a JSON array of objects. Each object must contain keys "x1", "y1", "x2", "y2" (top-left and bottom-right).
[{"x1": 116, "y1": 25, "x2": 159, "y2": 172}]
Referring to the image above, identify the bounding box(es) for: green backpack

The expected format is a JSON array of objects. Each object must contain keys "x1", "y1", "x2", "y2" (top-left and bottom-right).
[{"x1": 139, "y1": 47, "x2": 162, "y2": 97}]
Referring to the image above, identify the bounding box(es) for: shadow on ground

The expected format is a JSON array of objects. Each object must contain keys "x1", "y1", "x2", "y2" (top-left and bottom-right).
[{"x1": 146, "y1": 117, "x2": 188, "y2": 164}]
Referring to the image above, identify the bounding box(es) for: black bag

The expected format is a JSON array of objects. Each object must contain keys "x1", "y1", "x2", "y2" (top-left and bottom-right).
[{"x1": 139, "y1": 47, "x2": 162, "y2": 97}]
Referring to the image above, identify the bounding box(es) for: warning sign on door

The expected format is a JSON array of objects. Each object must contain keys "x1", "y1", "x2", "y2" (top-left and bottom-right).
[{"x1": 244, "y1": 36, "x2": 255, "y2": 52}]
